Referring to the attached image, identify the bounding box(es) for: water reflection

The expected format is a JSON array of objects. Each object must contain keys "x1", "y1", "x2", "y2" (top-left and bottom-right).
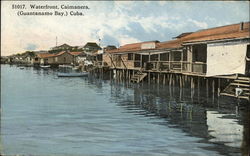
[
  {"x1": 107, "y1": 80, "x2": 249, "y2": 156},
  {"x1": 207, "y1": 111, "x2": 243, "y2": 148},
  {"x1": 1, "y1": 65, "x2": 249, "y2": 156}
]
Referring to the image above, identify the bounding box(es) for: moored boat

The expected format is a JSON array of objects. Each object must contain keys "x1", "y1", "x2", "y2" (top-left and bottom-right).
[
  {"x1": 40, "y1": 65, "x2": 51, "y2": 69},
  {"x1": 57, "y1": 65, "x2": 88, "y2": 77}
]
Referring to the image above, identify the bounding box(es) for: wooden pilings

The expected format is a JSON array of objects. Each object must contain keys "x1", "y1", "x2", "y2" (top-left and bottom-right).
[{"x1": 93, "y1": 67, "x2": 228, "y2": 103}]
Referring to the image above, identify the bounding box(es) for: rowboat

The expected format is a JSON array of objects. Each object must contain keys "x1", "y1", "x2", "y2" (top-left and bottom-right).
[
  {"x1": 57, "y1": 65, "x2": 88, "y2": 77},
  {"x1": 40, "y1": 65, "x2": 51, "y2": 69}
]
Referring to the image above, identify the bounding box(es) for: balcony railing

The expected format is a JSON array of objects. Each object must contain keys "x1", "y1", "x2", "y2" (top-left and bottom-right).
[
  {"x1": 103, "y1": 59, "x2": 207, "y2": 75},
  {"x1": 147, "y1": 61, "x2": 206, "y2": 74}
]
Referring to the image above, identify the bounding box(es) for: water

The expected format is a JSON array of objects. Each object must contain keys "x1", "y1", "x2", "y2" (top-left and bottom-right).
[{"x1": 0, "y1": 65, "x2": 249, "y2": 156}]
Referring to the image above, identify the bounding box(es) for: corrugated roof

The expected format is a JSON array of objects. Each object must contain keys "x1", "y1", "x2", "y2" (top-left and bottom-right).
[
  {"x1": 107, "y1": 22, "x2": 250, "y2": 54},
  {"x1": 182, "y1": 22, "x2": 250, "y2": 43}
]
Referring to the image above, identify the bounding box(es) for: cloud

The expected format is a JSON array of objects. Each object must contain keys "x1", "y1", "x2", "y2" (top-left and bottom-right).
[
  {"x1": 25, "y1": 43, "x2": 38, "y2": 51},
  {"x1": 117, "y1": 35, "x2": 141, "y2": 46},
  {"x1": 188, "y1": 19, "x2": 208, "y2": 29}
]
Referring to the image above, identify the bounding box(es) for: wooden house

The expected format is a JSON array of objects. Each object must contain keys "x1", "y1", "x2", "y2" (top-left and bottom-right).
[
  {"x1": 69, "y1": 51, "x2": 86, "y2": 65},
  {"x1": 180, "y1": 22, "x2": 250, "y2": 77},
  {"x1": 83, "y1": 42, "x2": 102, "y2": 53},
  {"x1": 103, "y1": 22, "x2": 250, "y2": 100},
  {"x1": 36, "y1": 51, "x2": 74, "y2": 66},
  {"x1": 104, "y1": 41, "x2": 161, "y2": 69},
  {"x1": 105, "y1": 22, "x2": 250, "y2": 77}
]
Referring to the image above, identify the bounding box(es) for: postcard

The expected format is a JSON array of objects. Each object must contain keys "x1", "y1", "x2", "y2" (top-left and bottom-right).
[{"x1": 1, "y1": 1, "x2": 249, "y2": 156}]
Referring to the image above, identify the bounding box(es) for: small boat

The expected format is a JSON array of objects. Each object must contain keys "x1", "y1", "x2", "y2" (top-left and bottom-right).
[
  {"x1": 57, "y1": 65, "x2": 88, "y2": 77},
  {"x1": 19, "y1": 67, "x2": 25, "y2": 70},
  {"x1": 40, "y1": 65, "x2": 51, "y2": 69}
]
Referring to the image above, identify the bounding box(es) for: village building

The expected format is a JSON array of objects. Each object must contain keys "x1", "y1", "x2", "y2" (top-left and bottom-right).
[
  {"x1": 69, "y1": 51, "x2": 87, "y2": 65},
  {"x1": 33, "y1": 51, "x2": 75, "y2": 66},
  {"x1": 1, "y1": 56, "x2": 8, "y2": 64},
  {"x1": 83, "y1": 42, "x2": 102, "y2": 53},
  {"x1": 104, "y1": 22, "x2": 250, "y2": 76},
  {"x1": 50, "y1": 43, "x2": 81, "y2": 53},
  {"x1": 103, "y1": 22, "x2": 250, "y2": 100},
  {"x1": 34, "y1": 51, "x2": 87, "y2": 66},
  {"x1": 51, "y1": 43, "x2": 72, "y2": 51}
]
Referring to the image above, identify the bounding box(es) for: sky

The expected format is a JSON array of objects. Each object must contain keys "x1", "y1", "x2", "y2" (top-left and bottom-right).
[{"x1": 1, "y1": 1, "x2": 249, "y2": 56}]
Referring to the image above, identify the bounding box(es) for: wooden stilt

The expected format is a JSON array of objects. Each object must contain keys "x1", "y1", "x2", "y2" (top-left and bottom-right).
[
  {"x1": 191, "y1": 77, "x2": 194, "y2": 101},
  {"x1": 148, "y1": 72, "x2": 150, "y2": 84},
  {"x1": 212, "y1": 79, "x2": 215, "y2": 103},
  {"x1": 169, "y1": 74, "x2": 172, "y2": 86},
  {"x1": 157, "y1": 73, "x2": 160, "y2": 84},
  {"x1": 218, "y1": 78, "x2": 221, "y2": 97},
  {"x1": 198, "y1": 77, "x2": 200, "y2": 102},
  {"x1": 206, "y1": 78, "x2": 209, "y2": 99},
  {"x1": 110, "y1": 69, "x2": 112, "y2": 80},
  {"x1": 163, "y1": 74, "x2": 166, "y2": 85}
]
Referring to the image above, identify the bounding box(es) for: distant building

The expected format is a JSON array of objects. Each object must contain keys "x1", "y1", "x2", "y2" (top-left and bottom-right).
[
  {"x1": 51, "y1": 43, "x2": 72, "y2": 51},
  {"x1": 1, "y1": 56, "x2": 8, "y2": 64},
  {"x1": 34, "y1": 51, "x2": 74, "y2": 66},
  {"x1": 83, "y1": 42, "x2": 102, "y2": 53},
  {"x1": 104, "y1": 45, "x2": 117, "y2": 52}
]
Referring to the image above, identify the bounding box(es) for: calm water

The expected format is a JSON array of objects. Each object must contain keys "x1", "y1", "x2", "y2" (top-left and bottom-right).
[{"x1": 0, "y1": 64, "x2": 249, "y2": 156}]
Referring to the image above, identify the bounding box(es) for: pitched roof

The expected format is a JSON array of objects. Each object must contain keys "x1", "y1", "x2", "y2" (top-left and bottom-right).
[
  {"x1": 182, "y1": 22, "x2": 250, "y2": 43},
  {"x1": 83, "y1": 42, "x2": 101, "y2": 49},
  {"x1": 107, "y1": 41, "x2": 160, "y2": 53},
  {"x1": 174, "y1": 32, "x2": 193, "y2": 39},
  {"x1": 37, "y1": 51, "x2": 73, "y2": 58},
  {"x1": 157, "y1": 39, "x2": 182, "y2": 49},
  {"x1": 37, "y1": 53, "x2": 56, "y2": 58},
  {"x1": 58, "y1": 43, "x2": 72, "y2": 48},
  {"x1": 107, "y1": 22, "x2": 250, "y2": 54}
]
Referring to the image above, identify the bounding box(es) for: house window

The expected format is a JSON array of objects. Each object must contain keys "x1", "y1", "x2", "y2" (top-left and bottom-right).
[
  {"x1": 134, "y1": 54, "x2": 141, "y2": 61},
  {"x1": 128, "y1": 53, "x2": 133, "y2": 60},
  {"x1": 64, "y1": 57, "x2": 66, "y2": 62},
  {"x1": 183, "y1": 49, "x2": 187, "y2": 61},
  {"x1": 35, "y1": 58, "x2": 38, "y2": 61},
  {"x1": 150, "y1": 54, "x2": 158, "y2": 61},
  {"x1": 160, "y1": 53, "x2": 169, "y2": 61},
  {"x1": 193, "y1": 49, "x2": 198, "y2": 62}
]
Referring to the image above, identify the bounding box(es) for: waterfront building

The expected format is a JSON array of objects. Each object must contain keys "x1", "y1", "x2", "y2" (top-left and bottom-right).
[
  {"x1": 102, "y1": 22, "x2": 250, "y2": 100},
  {"x1": 36, "y1": 51, "x2": 74, "y2": 66},
  {"x1": 69, "y1": 51, "x2": 87, "y2": 65}
]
